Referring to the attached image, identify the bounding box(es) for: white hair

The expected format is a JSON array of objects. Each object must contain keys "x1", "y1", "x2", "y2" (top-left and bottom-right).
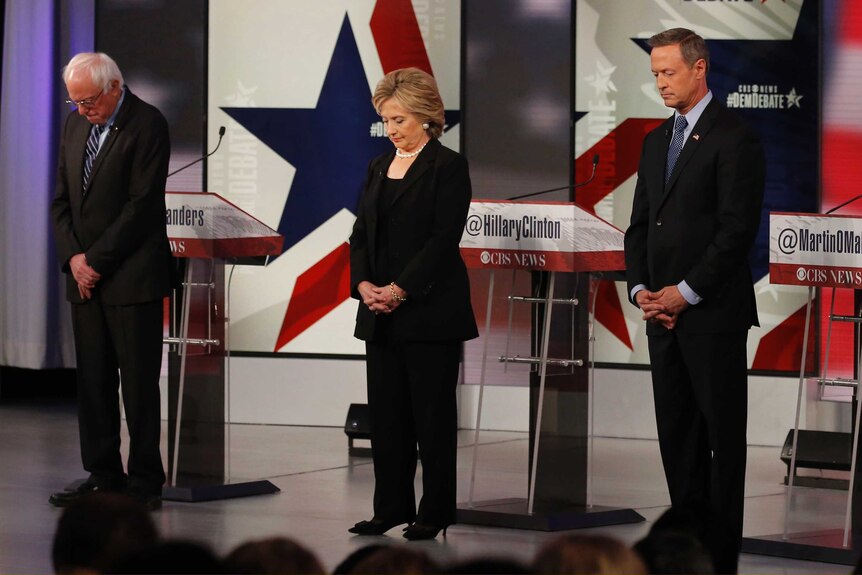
[{"x1": 62, "y1": 52, "x2": 124, "y2": 88}]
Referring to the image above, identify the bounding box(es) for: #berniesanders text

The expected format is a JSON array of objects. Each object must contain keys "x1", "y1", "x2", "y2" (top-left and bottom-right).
[{"x1": 166, "y1": 207, "x2": 205, "y2": 227}]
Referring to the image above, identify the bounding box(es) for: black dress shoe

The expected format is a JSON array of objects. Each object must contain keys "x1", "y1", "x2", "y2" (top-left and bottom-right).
[
  {"x1": 348, "y1": 518, "x2": 408, "y2": 535},
  {"x1": 48, "y1": 481, "x2": 123, "y2": 507},
  {"x1": 403, "y1": 523, "x2": 449, "y2": 541}
]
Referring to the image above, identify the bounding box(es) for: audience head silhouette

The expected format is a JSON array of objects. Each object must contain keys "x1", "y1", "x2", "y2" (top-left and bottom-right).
[
  {"x1": 109, "y1": 540, "x2": 221, "y2": 574},
  {"x1": 224, "y1": 536, "x2": 324, "y2": 574},
  {"x1": 444, "y1": 556, "x2": 530, "y2": 574},
  {"x1": 52, "y1": 492, "x2": 158, "y2": 574},
  {"x1": 332, "y1": 544, "x2": 387, "y2": 575},
  {"x1": 349, "y1": 545, "x2": 441, "y2": 574},
  {"x1": 634, "y1": 504, "x2": 715, "y2": 574},
  {"x1": 533, "y1": 534, "x2": 647, "y2": 574}
]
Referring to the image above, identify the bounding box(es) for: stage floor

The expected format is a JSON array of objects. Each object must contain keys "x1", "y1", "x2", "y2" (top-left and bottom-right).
[{"x1": 0, "y1": 397, "x2": 852, "y2": 573}]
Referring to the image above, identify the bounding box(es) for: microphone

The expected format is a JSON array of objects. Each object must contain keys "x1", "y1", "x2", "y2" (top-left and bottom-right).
[
  {"x1": 507, "y1": 154, "x2": 599, "y2": 201},
  {"x1": 167, "y1": 126, "x2": 226, "y2": 178}
]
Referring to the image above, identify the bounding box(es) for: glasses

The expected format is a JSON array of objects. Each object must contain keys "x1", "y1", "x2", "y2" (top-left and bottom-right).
[{"x1": 65, "y1": 88, "x2": 104, "y2": 109}]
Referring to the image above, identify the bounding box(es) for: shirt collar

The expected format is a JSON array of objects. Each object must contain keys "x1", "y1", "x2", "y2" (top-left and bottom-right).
[
  {"x1": 676, "y1": 90, "x2": 712, "y2": 135},
  {"x1": 104, "y1": 85, "x2": 126, "y2": 128}
]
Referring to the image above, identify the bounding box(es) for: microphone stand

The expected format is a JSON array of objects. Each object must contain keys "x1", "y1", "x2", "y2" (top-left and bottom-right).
[
  {"x1": 166, "y1": 125, "x2": 227, "y2": 301},
  {"x1": 507, "y1": 154, "x2": 600, "y2": 201},
  {"x1": 167, "y1": 126, "x2": 226, "y2": 179},
  {"x1": 826, "y1": 193, "x2": 862, "y2": 215}
]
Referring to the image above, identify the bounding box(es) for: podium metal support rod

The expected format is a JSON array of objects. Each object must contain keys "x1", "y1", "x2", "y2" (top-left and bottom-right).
[
  {"x1": 503, "y1": 269, "x2": 517, "y2": 373},
  {"x1": 587, "y1": 274, "x2": 599, "y2": 509},
  {"x1": 225, "y1": 261, "x2": 236, "y2": 483},
  {"x1": 842, "y1": 309, "x2": 862, "y2": 547},
  {"x1": 527, "y1": 271, "x2": 556, "y2": 515},
  {"x1": 820, "y1": 290, "x2": 837, "y2": 399},
  {"x1": 468, "y1": 269, "x2": 496, "y2": 507},
  {"x1": 170, "y1": 261, "x2": 194, "y2": 487},
  {"x1": 164, "y1": 337, "x2": 219, "y2": 346},
  {"x1": 509, "y1": 296, "x2": 578, "y2": 305},
  {"x1": 783, "y1": 285, "x2": 814, "y2": 540}
]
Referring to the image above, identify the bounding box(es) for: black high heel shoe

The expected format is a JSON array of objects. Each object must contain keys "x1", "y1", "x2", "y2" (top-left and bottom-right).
[
  {"x1": 403, "y1": 523, "x2": 450, "y2": 541},
  {"x1": 348, "y1": 518, "x2": 405, "y2": 535}
]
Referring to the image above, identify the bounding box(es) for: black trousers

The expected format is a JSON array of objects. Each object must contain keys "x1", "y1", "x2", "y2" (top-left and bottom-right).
[
  {"x1": 365, "y1": 339, "x2": 460, "y2": 526},
  {"x1": 70, "y1": 295, "x2": 166, "y2": 493},
  {"x1": 648, "y1": 330, "x2": 748, "y2": 574}
]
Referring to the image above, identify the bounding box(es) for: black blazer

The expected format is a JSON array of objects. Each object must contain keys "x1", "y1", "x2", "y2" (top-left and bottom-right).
[
  {"x1": 624, "y1": 98, "x2": 765, "y2": 335},
  {"x1": 350, "y1": 138, "x2": 478, "y2": 342},
  {"x1": 51, "y1": 88, "x2": 173, "y2": 305}
]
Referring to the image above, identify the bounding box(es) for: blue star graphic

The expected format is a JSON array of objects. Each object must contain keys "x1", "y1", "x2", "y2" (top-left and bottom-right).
[{"x1": 222, "y1": 14, "x2": 459, "y2": 254}]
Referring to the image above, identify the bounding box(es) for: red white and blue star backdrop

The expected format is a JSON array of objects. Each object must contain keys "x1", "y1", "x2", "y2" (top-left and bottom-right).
[
  {"x1": 208, "y1": 0, "x2": 830, "y2": 373},
  {"x1": 575, "y1": 0, "x2": 820, "y2": 373},
  {"x1": 207, "y1": 1, "x2": 461, "y2": 355}
]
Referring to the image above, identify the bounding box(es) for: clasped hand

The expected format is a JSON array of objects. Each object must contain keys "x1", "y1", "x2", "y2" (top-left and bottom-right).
[
  {"x1": 70, "y1": 253, "x2": 101, "y2": 301},
  {"x1": 636, "y1": 285, "x2": 689, "y2": 330},
  {"x1": 357, "y1": 281, "x2": 406, "y2": 315}
]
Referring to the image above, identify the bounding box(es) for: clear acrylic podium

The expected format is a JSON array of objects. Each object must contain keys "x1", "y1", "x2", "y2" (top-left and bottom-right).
[
  {"x1": 742, "y1": 211, "x2": 862, "y2": 565},
  {"x1": 162, "y1": 191, "x2": 283, "y2": 501},
  {"x1": 457, "y1": 200, "x2": 644, "y2": 530}
]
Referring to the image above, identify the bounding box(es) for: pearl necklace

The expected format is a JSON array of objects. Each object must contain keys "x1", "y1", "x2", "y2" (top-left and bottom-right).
[{"x1": 395, "y1": 141, "x2": 428, "y2": 159}]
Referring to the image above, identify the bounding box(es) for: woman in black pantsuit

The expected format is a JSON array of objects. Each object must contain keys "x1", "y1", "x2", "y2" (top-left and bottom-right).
[{"x1": 348, "y1": 68, "x2": 478, "y2": 541}]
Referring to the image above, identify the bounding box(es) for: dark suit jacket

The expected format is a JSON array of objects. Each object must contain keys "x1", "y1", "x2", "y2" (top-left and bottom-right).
[
  {"x1": 51, "y1": 88, "x2": 172, "y2": 305},
  {"x1": 624, "y1": 98, "x2": 765, "y2": 335},
  {"x1": 350, "y1": 138, "x2": 478, "y2": 342}
]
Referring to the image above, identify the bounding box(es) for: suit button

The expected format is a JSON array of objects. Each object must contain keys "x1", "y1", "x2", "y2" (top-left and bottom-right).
[{"x1": 656, "y1": 219, "x2": 662, "y2": 226}]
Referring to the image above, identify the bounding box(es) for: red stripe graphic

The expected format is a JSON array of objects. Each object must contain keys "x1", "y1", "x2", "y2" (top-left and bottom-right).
[
  {"x1": 751, "y1": 302, "x2": 815, "y2": 372},
  {"x1": 577, "y1": 119, "x2": 661, "y2": 348},
  {"x1": 275, "y1": 243, "x2": 352, "y2": 351},
  {"x1": 818, "y1": 0, "x2": 862, "y2": 376},
  {"x1": 575, "y1": 118, "x2": 664, "y2": 212},
  {"x1": 370, "y1": 0, "x2": 433, "y2": 75},
  {"x1": 594, "y1": 280, "x2": 632, "y2": 350}
]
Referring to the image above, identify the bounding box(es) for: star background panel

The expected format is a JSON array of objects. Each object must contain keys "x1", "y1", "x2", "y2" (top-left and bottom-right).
[
  {"x1": 575, "y1": 0, "x2": 816, "y2": 372},
  {"x1": 208, "y1": 0, "x2": 461, "y2": 355}
]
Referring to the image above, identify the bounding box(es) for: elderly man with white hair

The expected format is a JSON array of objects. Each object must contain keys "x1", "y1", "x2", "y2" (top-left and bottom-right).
[{"x1": 50, "y1": 52, "x2": 172, "y2": 511}]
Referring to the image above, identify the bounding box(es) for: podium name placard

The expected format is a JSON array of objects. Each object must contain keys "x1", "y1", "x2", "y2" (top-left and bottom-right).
[
  {"x1": 166, "y1": 192, "x2": 282, "y2": 259},
  {"x1": 459, "y1": 200, "x2": 625, "y2": 272},
  {"x1": 770, "y1": 212, "x2": 862, "y2": 289}
]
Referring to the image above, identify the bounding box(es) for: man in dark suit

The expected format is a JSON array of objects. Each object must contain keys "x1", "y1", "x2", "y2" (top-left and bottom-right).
[
  {"x1": 50, "y1": 52, "x2": 172, "y2": 510},
  {"x1": 624, "y1": 29, "x2": 765, "y2": 573}
]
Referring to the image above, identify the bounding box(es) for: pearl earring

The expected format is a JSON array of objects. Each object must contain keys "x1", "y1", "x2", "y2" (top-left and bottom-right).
[{"x1": 422, "y1": 123, "x2": 429, "y2": 130}]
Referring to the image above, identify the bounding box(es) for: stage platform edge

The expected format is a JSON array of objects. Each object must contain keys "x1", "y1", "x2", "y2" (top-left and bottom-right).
[
  {"x1": 742, "y1": 530, "x2": 860, "y2": 566},
  {"x1": 457, "y1": 497, "x2": 644, "y2": 532},
  {"x1": 162, "y1": 480, "x2": 280, "y2": 502}
]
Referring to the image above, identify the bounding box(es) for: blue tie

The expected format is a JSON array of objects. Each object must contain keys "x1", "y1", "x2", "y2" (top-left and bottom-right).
[
  {"x1": 665, "y1": 115, "x2": 688, "y2": 185},
  {"x1": 83, "y1": 124, "x2": 105, "y2": 191}
]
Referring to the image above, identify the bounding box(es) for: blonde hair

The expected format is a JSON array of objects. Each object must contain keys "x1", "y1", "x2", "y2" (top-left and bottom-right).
[{"x1": 372, "y1": 68, "x2": 445, "y2": 138}]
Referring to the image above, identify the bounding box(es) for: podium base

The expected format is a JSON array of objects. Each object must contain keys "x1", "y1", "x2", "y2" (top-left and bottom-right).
[
  {"x1": 162, "y1": 480, "x2": 280, "y2": 502},
  {"x1": 456, "y1": 497, "x2": 644, "y2": 531},
  {"x1": 741, "y1": 531, "x2": 859, "y2": 566}
]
